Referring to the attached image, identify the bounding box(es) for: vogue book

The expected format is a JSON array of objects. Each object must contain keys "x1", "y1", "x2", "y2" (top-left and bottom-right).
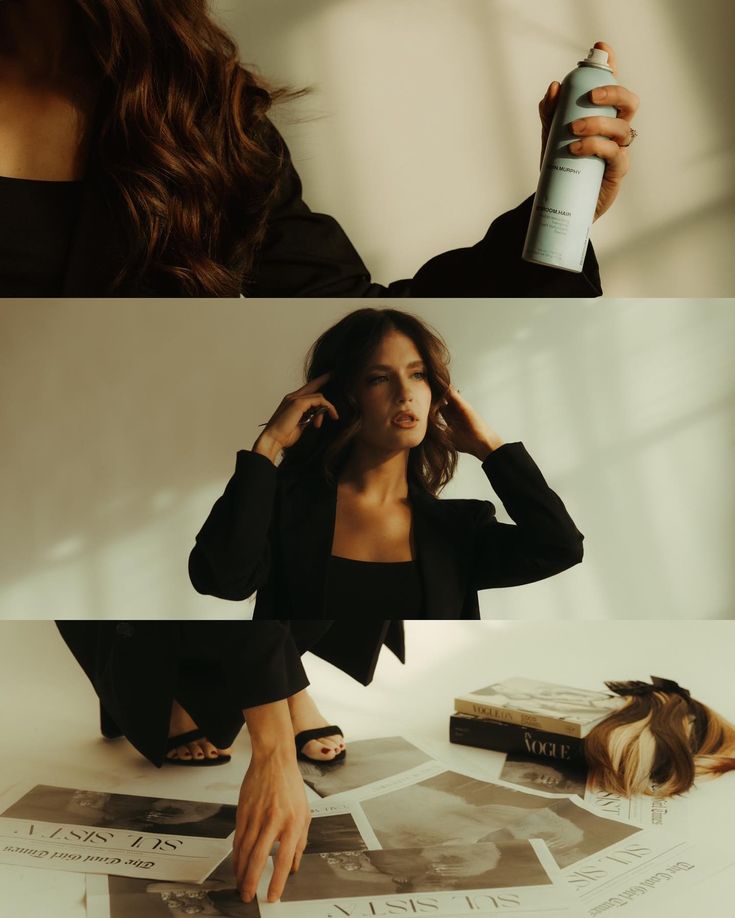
[
  {"x1": 449, "y1": 712, "x2": 587, "y2": 765},
  {"x1": 453, "y1": 676, "x2": 622, "y2": 738}
]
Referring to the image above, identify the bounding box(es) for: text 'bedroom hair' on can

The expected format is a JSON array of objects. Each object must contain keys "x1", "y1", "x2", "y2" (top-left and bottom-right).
[{"x1": 522, "y1": 47, "x2": 618, "y2": 273}]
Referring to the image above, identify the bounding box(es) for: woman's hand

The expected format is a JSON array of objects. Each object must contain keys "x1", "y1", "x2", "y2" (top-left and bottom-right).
[
  {"x1": 253, "y1": 371, "x2": 338, "y2": 464},
  {"x1": 234, "y1": 701, "x2": 311, "y2": 903},
  {"x1": 439, "y1": 387, "x2": 503, "y2": 461},
  {"x1": 539, "y1": 41, "x2": 639, "y2": 221}
]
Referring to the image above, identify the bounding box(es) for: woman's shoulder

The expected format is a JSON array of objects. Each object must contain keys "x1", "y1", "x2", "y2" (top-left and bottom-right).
[{"x1": 414, "y1": 488, "x2": 496, "y2": 529}]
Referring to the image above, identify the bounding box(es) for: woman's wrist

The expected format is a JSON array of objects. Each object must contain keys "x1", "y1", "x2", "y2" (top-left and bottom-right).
[
  {"x1": 474, "y1": 433, "x2": 504, "y2": 461},
  {"x1": 243, "y1": 698, "x2": 295, "y2": 762},
  {"x1": 252, "y1": 431, "x2": 282, "y2": 466}
]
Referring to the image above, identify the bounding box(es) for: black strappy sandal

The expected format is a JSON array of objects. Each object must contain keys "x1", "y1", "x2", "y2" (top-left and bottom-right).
[
  {"x1": 164, "y1": 729, "x2": 232, "y2": 766},
  {"x1": 295, "y1": 725, "x2": 346, "y2": 763}
]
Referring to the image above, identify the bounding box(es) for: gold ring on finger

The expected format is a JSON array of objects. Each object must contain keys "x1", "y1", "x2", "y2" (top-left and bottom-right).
[{"x1": 621, "y1": 127, "x2": 638, "y2": 147}]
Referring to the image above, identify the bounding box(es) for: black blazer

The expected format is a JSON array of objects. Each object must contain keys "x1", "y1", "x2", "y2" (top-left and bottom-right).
[
  {"x1": 189, "y1": 443, "x2": 584, "y2": 619},
  {"x1": 56, "y1": 620, "x2": 404, "y2": 766},
  {"x1": 55, "y1": 152, "x2": 602, "y2": 298}
]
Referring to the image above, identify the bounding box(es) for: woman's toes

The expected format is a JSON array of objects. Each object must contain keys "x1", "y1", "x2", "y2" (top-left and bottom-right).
[
  {"x1": 301, "y1": 740, "x2": 333, "y2": 760},
  {"x1": 190, "y1": 741, "x2": 207, "y2": 760},
  {"x1": 177, "y1": 745, "x2": 193, "y2": 760},
  {"x1": 300, "y1": 738, "x2": 343, "y2": 760}
]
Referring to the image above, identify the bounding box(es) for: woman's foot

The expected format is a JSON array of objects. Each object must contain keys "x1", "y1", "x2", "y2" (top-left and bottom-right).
[
  {"x1": 287, "y1": 689, "x2": 346, "y2": 762},
  {"x1": 166, "y1": 699, "x2": 232, "y2": 763}
]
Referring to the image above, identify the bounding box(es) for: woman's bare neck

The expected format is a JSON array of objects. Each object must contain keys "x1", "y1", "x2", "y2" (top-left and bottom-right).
[{"x1": 339, "y1": 447, "x2": 410, "y2": 504}]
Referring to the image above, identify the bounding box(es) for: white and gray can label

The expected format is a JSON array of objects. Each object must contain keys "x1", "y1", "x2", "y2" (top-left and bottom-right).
[{"x1": 523, "y1": 48, "x2": 618, "y2": 273}]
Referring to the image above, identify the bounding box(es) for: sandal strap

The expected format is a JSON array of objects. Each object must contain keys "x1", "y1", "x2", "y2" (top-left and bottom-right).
[
  {"x1": 166, "y1": 729, "x2": 206, "y2": 751},
  {"x1": 294, "y1": 725, "x2": 344, "y2": 749}
]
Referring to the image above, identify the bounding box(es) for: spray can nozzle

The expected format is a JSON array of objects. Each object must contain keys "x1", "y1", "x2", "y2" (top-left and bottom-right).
[{"x1": 582, "y1": 47, "x2": 611, "y2": 69}]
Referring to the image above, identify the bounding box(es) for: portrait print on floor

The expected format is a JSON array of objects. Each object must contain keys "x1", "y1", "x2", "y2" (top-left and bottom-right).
[
  {"x1": 1, "y1": 785, "x2": 236, "y2": 839},
  {"x1": 87, "y1": 857, "x2": 260, "y2": 918},
  {"x1": 298, "y1": 736, "x2": 432, "y2": 798},
  {"x1": 0, "y1": 783, "x2": 235, "y2": 884},
  {"x1": 279, "y1": 841, "x2": 551, "y2": 901},
  {"x1": 500, "y1": 755, "x2": 588, "y2": 797},
  {"x1": 85, "y1": 810, "x2": 370, "y2": 916},
  {"x1": 359, "y1": 770, "x2": 638, "y2": 870}
]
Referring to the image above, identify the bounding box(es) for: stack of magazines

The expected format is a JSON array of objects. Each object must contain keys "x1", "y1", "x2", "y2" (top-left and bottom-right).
[{"x1": 449, "y1": 676, "x2": 623, "y2": 766}]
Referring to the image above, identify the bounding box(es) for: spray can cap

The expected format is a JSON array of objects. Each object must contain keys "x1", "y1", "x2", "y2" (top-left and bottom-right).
[{"x1": 580, "y1": 47, "x2": 612, "y2": 70}]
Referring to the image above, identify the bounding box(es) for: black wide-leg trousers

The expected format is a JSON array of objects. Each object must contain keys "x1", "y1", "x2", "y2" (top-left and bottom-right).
[{"x1": 56, "y1": 620, "x2": 403, "y2": 766}]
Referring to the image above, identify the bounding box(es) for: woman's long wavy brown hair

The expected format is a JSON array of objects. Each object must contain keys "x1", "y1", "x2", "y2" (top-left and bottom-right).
[
  {"x1": 280, "y1": 308, "x2": 458, "y2": 495},
  {"x1": 72, "y1": 0, "x2": 296, "y2": 295}
]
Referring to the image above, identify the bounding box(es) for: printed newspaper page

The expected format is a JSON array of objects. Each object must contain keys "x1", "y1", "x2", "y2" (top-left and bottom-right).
[
  {"x1": 86, "y1": 800, "x2": 378, "y2": 918},
  {"x1": 298, "y1": 736, "x2": 437, "y2": 800},
  {"x1": 0, "y1": 784, "x2": 235, "y2": 884},
  {"x1": 333, "y1": 765, "x2": 723, "y2": 917},
  {"x1": 257, "y1": 837, "x2": 582, "y2": 918},
  {"x1": 499, "y1": 753, "x2": 687, "y2": 830}
]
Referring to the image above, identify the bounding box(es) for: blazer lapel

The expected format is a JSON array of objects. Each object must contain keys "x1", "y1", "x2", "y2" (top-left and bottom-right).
[
  {"x1": 411, "y1": 488, "x2": 464, "y2": 618},
  {"x1": 279, "y1": 471, "x2": 337, "y2": 618}
]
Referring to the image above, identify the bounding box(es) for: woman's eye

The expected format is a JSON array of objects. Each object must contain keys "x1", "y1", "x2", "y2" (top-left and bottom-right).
[
  {"x1": 412, "y1": 371, "x2": 427, "y2": 380},
  {"x1": 367, "y1": 375, "x2": 388, "y2": 385}
]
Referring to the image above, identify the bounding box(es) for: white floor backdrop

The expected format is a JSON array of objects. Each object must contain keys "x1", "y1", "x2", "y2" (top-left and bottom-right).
[
  {"x1": 0, "y1": 620, "x2": 733, "y2": 917},
  {"x1": 2, "y1": 299, "x2": 733, "y2": 620}
]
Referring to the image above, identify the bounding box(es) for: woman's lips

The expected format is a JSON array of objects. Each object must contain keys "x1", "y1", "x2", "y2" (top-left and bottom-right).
[{"x1": 392, "y1": 413, "x2": 419, "y2": 428}]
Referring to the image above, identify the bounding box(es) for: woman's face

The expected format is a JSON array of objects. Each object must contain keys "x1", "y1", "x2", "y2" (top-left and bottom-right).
[{"x1": 354, "y1": 329, "x2": 433, "y2": 453}]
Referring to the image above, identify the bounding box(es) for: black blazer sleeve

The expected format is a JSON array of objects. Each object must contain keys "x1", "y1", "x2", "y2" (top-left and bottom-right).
[
  {"x1": 468, "y1": 442, "x2": 584, "y2": 589},
  {"x1": 246, "y1": 150, "x2": 602, "y2": 298},
  {"x1": 188, "y1": 450, "x2": 277, "y2": 600}
]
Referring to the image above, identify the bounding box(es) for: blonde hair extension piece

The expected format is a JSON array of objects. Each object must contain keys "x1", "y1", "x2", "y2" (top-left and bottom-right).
[{"x1": 584, "y1": 678, "x2": 735, "y2": 798}]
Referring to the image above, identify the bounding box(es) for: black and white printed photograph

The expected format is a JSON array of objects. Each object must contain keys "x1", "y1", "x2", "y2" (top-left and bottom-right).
[
  {"x1": 303, "y1": 812, "x2": 368, "y2": 855},
  {"x1": 2, "y1": 785, "x2": 236, "y2": 839},
  {"x1": 108, "y1": 876, "x2": 257, "y2": 918},
  {"x1": 500, "y1": 755, "x2": 588, "y2": 797},
  {"x1": 279, "y1": 841, "x2": 551, "y2": 902},
  {"x1": 89, "y1": 812, "x2": 368, "y2": 918},
  {"x1": 298, "y1": 737, "x2": 431, "y2": 798},
  {"x1": 469, "y1": 678, "x2": 620, "y2": 725},
  {"x1": 88, "y1": 854, "x2": 259, "y2": 918},
  {"x1": 360, "y1": 771, "x2": 638, "y2": 869}
]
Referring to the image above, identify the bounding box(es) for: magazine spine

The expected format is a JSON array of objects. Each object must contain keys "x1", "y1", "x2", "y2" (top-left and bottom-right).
[
  {"x1": 449, "y1": 714, "x2": 587, "y2": 764},
  {"x1": 453, "y1": 698, "x2": 586, "y2": 737}
]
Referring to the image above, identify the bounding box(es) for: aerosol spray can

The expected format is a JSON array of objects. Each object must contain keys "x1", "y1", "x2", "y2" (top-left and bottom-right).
[{"x1": 522, "y1": 47, "x2": 618, "y2": 273}]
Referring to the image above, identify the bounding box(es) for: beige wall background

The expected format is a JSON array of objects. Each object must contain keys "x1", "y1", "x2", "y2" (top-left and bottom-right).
[
  {"x1": 211, "y1": 0, "x2": 735, "y2": 296},
  {"x1": 1, "y1": 299, "x2": 733, "y2": 620}
]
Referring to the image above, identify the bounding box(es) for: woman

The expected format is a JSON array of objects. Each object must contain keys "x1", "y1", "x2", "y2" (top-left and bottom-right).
[
  {"x1": 0, "y1": 1, "x2": 638, "y2": 296},
  {"x1": 189, "y1": 308, "x2": 584, "y2": 617},
  {"x1": 56, "y1": 619, "x2": 400, "y2": 903}
]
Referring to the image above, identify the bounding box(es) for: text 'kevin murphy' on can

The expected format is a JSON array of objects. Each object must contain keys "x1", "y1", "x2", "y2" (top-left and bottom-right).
[{"x1": 523, "y1": 47, "x2": 618, "y2": 273}]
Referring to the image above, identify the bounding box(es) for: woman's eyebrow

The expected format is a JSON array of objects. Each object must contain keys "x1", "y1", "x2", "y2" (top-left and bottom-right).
[{"x1": 365, "y1": 360, "x2": 425, "y2": 371}]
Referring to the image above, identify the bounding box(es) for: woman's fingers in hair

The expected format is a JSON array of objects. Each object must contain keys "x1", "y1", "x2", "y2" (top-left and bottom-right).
[
  {"x1": 289, "y1": 393, "x2": 339, "y2": 424},
  {"x1": 294, "y1": 371, "x2": 332, "y2": 396}
]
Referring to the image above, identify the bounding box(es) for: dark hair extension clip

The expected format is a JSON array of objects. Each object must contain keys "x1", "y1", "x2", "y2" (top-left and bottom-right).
[{"x1": 604, "y1": 676, "x2": 691, "y2": 700}]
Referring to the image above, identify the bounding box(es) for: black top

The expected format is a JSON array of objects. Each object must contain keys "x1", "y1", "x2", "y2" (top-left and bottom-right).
[
  {"x1": 0, "y1": 175, "x2": 84, "y2": 296},
  {"x1": 189, "y1": 442, "x2": 584, "y2": 619},
  {"x1": 326, "y1": 556, "x2": 424, "y2": 619}
]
